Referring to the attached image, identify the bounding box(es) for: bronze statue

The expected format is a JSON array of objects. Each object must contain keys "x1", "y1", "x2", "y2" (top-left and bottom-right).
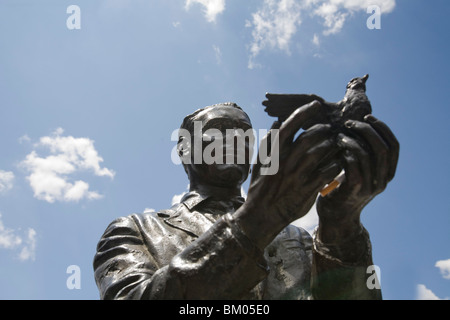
[{"x1": 93, "y1": 77, "x2": 399, "y2": 300}]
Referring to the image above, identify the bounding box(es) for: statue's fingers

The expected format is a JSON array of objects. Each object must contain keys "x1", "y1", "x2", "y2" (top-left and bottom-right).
[
  {"x1": 337, "y1": 133, "x2": 372, "y2": 193},
  {"x1": 291, "y1": 138, "x2": 340, "y2": 183},
  {"x1": 339, "y1": 150, "x2": 363, "y2": 196},
  {"x1": 286, "y1": 124, "x2": 334, "y2": 171},
  {"x1": 344, "y1": 120, "x2": 389, "y2": 190},
  {"x1": 364, "y1": 115, "x2": 400, "y2": 182},
  {"x1": 279, "y1": 100, "x2": 322, "y2": 146}
]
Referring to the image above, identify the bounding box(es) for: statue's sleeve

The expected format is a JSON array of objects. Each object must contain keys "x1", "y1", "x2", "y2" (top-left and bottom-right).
[
  {"x1": 310, "y1": 226, "x2": 382, "y2": 300},
  {"x1": 93, "y1": 214, "x2": 269, "y2": 299}
]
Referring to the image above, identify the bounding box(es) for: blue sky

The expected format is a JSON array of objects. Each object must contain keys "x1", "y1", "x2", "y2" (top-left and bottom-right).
[{"x1": 0, "y1": 0, "x2": 449, "y2": 300}]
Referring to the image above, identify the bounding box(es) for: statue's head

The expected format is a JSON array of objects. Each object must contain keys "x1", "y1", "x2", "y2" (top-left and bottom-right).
[{"x1": 177, "y1": 102, "x2": 254, "y2": 189}]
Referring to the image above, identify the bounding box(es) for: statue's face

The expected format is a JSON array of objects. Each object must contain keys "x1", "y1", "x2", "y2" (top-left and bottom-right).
[{"x1": 182, "y1": 106, "x2": 254, "y2": 188}]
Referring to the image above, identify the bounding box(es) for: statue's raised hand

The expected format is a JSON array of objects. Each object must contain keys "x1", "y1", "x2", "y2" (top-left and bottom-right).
[
  {"x1": 316, "y1": 115, "x2": 400, "y2": 243},
  {"x1": 235, "y1": 101, "x2": 342, "y2": 250}
]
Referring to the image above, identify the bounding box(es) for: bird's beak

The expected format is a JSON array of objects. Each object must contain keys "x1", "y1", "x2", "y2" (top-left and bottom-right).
[{"x1": 362, "y1": 74, "x2": 369, "y2": 83}]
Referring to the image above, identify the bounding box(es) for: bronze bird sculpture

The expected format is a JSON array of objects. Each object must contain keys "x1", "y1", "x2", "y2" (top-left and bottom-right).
[
  {"x1": 262, "y1": 74, "x2": 371, "y2": 130},
  {"x1": 262, "y1": 74, "x2": 372, "y2": 196}
]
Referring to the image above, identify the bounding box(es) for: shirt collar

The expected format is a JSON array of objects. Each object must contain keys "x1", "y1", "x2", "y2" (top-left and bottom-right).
[
  {"x1": 179, "y1": 190, "x2": 245, "y2": 211},
  {"x1": 159, "y1": 190, "x2": 245, "y2": 237},
  {"x1": 179, "y1": 191, "x2": 209, "y2": 210}
]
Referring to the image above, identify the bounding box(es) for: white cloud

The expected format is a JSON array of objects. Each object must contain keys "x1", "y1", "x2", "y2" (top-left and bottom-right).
[
  {"x1": 312, "y1": 0, "x2": 395, "y2": 35},
  {"x1": 312, "y1": 33, "x2": 320, "y2": 46},
  {"x1": 0, "y1": 213, "x2": 36, "y2": 262},
  {"x1": 247, "y1": 0, "x2": 396, "y2": 67},
  {"x1": 247, "y1": 0, "x2": 302, "y2": 69},
  {"x1": 314, "y1": 2, "x2": 349, "y2": 35},
  {"x1": 18, "y1": 228, "x2": 37, "y2": 262},
  {"x1": 181, "y1": 0, "x2": 396, "y2": 66},
  {"x1": 0, "y1": 214, "x2": 22, "y2": 249},
  {"x1": 416, "y1": 284, "x2": 441, "y2": 300},
  {"x1": 0, "y1": 170, "x2": 14, "y2": 193},
  {"x1": 416, "y1": 259, "x2": 450, "y2": 300},
  {"x1": 185, "y1": 0, "x2": 226, "y2": 23},
  {"x1": 20, "y1": 128, "x2": 115, "y2": 203},
  {"x1": 436, "y1": 259, "x2": 450, "y2": 280}
]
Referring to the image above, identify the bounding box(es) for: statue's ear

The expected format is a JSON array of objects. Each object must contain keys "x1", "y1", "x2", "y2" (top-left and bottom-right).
[
  {"x1": 178, "y1": 137, "x2": 192, "y2": 176},
  {"x1": 177, "y1": 136, "x2": 191, "y2": 159}
]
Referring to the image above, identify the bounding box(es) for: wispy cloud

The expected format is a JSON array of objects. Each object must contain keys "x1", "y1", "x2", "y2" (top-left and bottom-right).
[
  {"x1": 0, "y1": 213, "x2": 36, "y2": 262},
  {"x1": 246, "y1": 0, "x2": 396, "y2": 67},
  {"x1": 185, "y1": 0, "x2": 226, "y2": 23},
  {"x1": 247, "y1": 0, "x2": 302, "y2": 69},
  {"x1": 18, "y1": 134, "x2": 31, "y2": 144},
  {"x1": 0, "y1": 214, "x2": 21, "y2": 250},
  {"x1": 181, "y1": 1, "x2": 396, "y2": 67},
  {"x1": 213, "y1": 45, "x2": 222, "y2": 65},
  {"x1": 0, "y1": 170, "x2": 14, "y2": 193},
  {"x1": 20, "y1": 128, "x2": 115, "y2": 203},
  {"x1": 312, "y1": 0, "x2": 395, "y2": 35},
  {"x1": 18, "y1": 228, "x2": 37, "y2": 262},
  {"x1": 312, "y1": 33, "x2": 320, "y2": 46}
]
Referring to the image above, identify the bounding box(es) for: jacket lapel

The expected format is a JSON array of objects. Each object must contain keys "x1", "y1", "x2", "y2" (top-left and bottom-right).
[
  {"x1": 160, "y1": 203, "x2": 214, "y2": 238},
  {"x1": 159, "y1": 191, "x2": 245, "y2": 238}
]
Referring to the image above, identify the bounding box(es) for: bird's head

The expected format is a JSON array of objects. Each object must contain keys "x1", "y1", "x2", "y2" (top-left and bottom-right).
[{"x1": 346, "y1": 74, "x2": 369, "y2": 91}]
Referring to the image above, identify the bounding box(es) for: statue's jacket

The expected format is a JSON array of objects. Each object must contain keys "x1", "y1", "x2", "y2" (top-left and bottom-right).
[{"x1": 93, "y1": 192, "x2": 380, "y2": 300}]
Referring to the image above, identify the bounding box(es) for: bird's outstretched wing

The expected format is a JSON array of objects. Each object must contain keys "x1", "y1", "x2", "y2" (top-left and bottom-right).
[{"x1": 262, "y1": 93, "x2": 326, "y2": 122}]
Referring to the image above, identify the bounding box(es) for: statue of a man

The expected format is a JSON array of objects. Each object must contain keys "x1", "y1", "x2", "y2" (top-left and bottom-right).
[{"x1": 93, "y1": 100, "x2": 399, "y2": 299}]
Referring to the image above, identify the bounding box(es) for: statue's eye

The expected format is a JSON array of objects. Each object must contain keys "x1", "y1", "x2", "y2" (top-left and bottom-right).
[{"x1": 202, "y1": 134, "x2": 216, "y2": 142}]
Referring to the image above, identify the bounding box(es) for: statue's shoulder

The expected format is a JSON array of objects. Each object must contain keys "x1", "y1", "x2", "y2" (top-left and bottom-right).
[{"x1": 102, "y1": 203, "x2": 184, "y2": 239}]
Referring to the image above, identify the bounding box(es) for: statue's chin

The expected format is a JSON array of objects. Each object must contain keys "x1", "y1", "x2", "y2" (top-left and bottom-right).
[{"x1": 211, "y1": 164, "x2": 248, "y2": 186}]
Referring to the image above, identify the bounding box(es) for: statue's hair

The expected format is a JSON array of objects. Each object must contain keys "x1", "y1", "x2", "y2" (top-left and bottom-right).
[{"x1": 179, "y1": 102, "x2": 247, "y2": 136}]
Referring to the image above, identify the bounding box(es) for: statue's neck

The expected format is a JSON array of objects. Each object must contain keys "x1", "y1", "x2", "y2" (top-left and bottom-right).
[{"x1": 189, "y1": 182, "x2": 242, "y2": 200}]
